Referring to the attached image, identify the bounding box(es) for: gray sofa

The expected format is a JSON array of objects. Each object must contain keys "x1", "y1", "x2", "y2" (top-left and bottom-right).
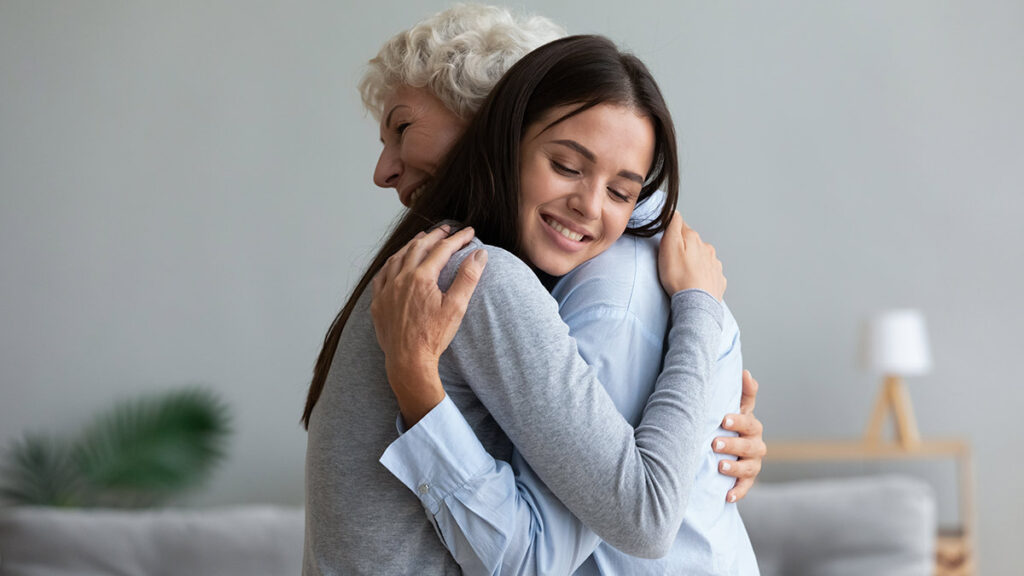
[
  {"x1": 742, "y1": 475, "x2": 936, "y2": 576},
  {"x1": 0, "y1": 475, "x2": 934, "y2": 575},
  {"x1": 0, "y1": 506, "x2": 304, "y2": 576}
]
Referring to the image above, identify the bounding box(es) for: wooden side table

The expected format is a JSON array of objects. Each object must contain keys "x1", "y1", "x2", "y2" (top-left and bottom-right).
[{"x1": 768, "y1": 439, "x2": 976, "y2": 576}]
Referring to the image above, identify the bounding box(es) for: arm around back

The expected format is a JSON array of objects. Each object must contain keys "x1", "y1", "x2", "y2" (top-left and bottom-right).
[{"x1": 437, "y1": 243, "x2": 723, "y2": 557}]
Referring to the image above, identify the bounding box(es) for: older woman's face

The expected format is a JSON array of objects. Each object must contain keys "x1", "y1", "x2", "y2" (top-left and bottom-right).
[{"x1": 373, "y1": 86, "x2": 467, "y2": 206}]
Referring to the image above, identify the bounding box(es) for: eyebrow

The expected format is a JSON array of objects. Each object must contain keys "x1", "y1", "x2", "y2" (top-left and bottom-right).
[
  {"x1": 552, "y1": 139, "x2": 645, "y2": 184},
  {"x1": 384, "y1": 104, "x2": 411, "y2": 129}
]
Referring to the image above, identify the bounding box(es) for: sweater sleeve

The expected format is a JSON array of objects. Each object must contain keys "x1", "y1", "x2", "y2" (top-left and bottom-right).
[{"x1": 436, "y1": 244, "x2": 722, "y2": 558}]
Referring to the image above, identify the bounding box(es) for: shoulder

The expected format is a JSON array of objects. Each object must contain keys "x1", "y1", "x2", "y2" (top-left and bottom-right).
[
  {"x1": 553, "y1": 234, "x2": 667, "y2": 326},
  {"x1": 439, "y1": 239, "x2": 554, "y2": 312},
  {"x1": 439, "y1": 239, "x2": 531, "y2": 289}
]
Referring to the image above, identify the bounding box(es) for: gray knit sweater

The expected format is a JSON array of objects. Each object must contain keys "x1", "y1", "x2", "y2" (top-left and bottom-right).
[{"x1": 303, "y1": 241, "x2": 723, "y2": 575}]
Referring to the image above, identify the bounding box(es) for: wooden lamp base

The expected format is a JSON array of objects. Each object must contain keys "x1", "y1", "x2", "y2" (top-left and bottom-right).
[{"x1": 864, "y1": 375, "x2": 921, "y2": 449}]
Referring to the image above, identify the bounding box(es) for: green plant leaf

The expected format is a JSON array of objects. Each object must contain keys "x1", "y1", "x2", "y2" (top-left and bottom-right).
[
  {"x1": 0, "y1": 433, "x2": 83, "y2": 507},
  {"x1": 2, "y1": 387, "x2": 231, "y2": 508},
  {"x1": 72, "y1": 387, "x2": 230, "y2": 507}
]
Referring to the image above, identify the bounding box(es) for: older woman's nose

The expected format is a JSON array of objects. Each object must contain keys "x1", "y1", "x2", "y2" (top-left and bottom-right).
[{"x1": 373, "y1": 146, "x2": 402, "y2": 189}]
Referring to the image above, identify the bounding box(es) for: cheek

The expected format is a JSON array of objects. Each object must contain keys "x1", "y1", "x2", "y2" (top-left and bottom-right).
[
  {"x1": 517, "y1": 194, "x2": 546, "y2": 255},
  {"x1": 402, "y1": 132, "x2": 445, "y2": 174},
  {"x1": 417, "y1": 121, "x2": 466, "y2": 173},
  {"x1": 604, "y1": 206, "x2": 634, "y2": 243},
  {"x1": 516, "y1": 165, "x2": 537, "y2": 217},
  {"x1": 519, "y1": 157, "x2": 558, "y2": 207},
  {"x1": 517, "y1": 193, "x2": 535, "y2": 240},
  {"x1": 439, "y1": 123, "x2": 463, "y2": 150}
]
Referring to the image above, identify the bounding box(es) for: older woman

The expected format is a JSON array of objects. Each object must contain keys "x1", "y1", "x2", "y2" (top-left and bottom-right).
[
  {"x1": 303, "y1": 6, "x2": 765, "y2": 576},
  {"x1": 363, "y1": 1, "x2": 763, "y2": 499}
]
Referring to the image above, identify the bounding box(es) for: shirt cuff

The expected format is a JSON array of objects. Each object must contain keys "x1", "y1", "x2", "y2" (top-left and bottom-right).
[
  {"x1": 380, "y1": 395, "x2": 494, "y2": 515},
  {"x1": 671, "y1": 288, "x2": 724, "y2": 329}
]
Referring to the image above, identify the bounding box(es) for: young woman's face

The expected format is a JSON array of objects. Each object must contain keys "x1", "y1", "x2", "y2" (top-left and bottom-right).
[
  {"x1": 374, "y1": 85, "x2": 467, "y2": 206},
  {"x1": 518, "y1": 103, "x2": 655, "y2": 276}
]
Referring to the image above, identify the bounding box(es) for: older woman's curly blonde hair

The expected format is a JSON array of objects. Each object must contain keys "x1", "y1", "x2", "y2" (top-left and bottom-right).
[{"x1": 359, "y1": 4, "x2": 565, "y2": 120}]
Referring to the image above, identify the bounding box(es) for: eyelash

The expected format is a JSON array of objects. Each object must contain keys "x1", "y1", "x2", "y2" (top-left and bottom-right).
[
  {"x1": 551, "y1": 160, "x2": 579, "y2": 176},
  {"x1": 551, "y1": 160, "x2": 630, "y2": 202},
  {"x1": 608, "y1": 189, "x2": 630, "y2": 202},
  {"x1": 396, "y1": 122, "x2": 410, "y2": 135}
]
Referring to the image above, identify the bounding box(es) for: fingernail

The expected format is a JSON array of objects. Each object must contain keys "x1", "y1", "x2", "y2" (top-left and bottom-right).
[
  {"x1": 721, "y1": 461, "x2": 732, "y2": 471},
  {"x1": 725, "y1": 417, "x2": 734, "y2": 428},
  {"x1": 728, "y1": 493, "x2": 737, "y2": 503},
  {"x1": 439, "y1": 224, "x2": 451, "y2": 233},
  {"x1": 415, "y1": 231, "x2": 426, "y2": 239},
  {"x1": 715, "y1": 440, "x2": 725, "y2": 450},
  {"x1": 473, "y1": 250, "x2": 488, "y2": 263}
]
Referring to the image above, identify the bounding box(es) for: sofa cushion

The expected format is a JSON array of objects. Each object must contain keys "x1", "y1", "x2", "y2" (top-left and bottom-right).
[
  {"x1": 0, "y1": 476, "x2": 937, "y2": 575},
  {"x1": 0, "y1": 505, "x2": 303, "y2": 576},
  {"x1": 740, "y1": 475, "x2": 936, "y2": 576}
]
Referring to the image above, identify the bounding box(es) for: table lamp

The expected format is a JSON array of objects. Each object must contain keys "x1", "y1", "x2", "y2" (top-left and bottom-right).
[{"x1": 862, "y1": 309, "x2": 932, "y2": 449}]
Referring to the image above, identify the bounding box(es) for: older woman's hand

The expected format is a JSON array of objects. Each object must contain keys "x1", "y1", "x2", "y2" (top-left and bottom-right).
[
  {"x1": 714, "y1": 370, "x2": 767, "y2": 502},
  {"x1": 370, "y1": 225, "x2": 487, "y2": 426},
  {"x1": 657, "y1": 211, "x2": 726, "y2": 301}
]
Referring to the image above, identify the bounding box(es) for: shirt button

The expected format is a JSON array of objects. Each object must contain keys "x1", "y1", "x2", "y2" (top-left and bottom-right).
[{"x1": 418, "y1": 483, "x2": 430, "y2": 495}]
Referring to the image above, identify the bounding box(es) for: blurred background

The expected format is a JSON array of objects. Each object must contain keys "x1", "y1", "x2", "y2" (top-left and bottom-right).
[{"x1": 1, "y1": 1, "x2": 1021, "y2": 573}]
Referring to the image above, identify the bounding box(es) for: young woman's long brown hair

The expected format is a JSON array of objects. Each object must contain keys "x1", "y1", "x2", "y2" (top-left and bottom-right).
[{"x1": 302, "y1": 35, "x2": 680, "y2": 428}]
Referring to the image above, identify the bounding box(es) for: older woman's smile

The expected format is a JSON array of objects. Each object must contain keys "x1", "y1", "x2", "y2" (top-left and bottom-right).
[{"x1": 373, "y1": 86, "x2": 466, "y2": 206}]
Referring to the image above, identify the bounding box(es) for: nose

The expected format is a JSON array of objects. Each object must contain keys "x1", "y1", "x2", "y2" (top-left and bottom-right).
[
  {"x1": 373, "y1": 145, "x2": 402, "y2": 189},
  {"x1": 567, "y1": 182, "x2": 603, "y2": 220}
]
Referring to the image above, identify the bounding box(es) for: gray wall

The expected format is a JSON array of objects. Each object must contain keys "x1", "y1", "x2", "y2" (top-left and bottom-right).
[{"x1": 1, "y1": 1, "x2": 1021, "y2": 573}]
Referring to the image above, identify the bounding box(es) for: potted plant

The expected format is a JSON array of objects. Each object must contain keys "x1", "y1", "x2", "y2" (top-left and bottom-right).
[{"x1": 1, "y1": 387, "x2": 230, "y2": 508}]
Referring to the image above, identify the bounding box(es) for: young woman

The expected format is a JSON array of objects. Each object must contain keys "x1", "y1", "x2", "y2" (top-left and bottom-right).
[
  {"x1": 367, "y1": 34, "x2": 757, "y2": 575},
  {"x1": 303, "y1": 32, "x2": 757, "y2": 575}
]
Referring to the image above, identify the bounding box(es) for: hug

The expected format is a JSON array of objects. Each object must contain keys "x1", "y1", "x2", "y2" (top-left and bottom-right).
[{"x1": 303, "y1": 5, "x2": 766, "y2": 575}]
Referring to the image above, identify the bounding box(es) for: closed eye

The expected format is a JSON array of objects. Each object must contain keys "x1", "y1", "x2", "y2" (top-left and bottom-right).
[
  {"x1": 551, "y1": 160, "x2": 580, "y2": 176},
  {"x1": 396, "y1": 122, "x2": 411, "y2": 135},
  {"x1": 608, "y1": 188, "x2": 630, "y2": 202}
]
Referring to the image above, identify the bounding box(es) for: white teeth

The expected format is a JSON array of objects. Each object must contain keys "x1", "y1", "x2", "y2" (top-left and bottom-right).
[
  {"x1": 410, "y1": 183, "x2": 428, "y2": 203},
  {"x1": 544, "y1": 216, "x2": 584, "y2": 242}
]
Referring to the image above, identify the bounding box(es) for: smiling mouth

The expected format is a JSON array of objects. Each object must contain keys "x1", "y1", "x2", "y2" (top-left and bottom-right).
[
  {"x1": 400, "y1": 182, "x2": 430, "y2": 206},
  {"x1": 410, "y1": 182, "x2": 429, "y2": 204},
  {"x1": 543, "y1": 215, "x2": 588, "y2": 242}
]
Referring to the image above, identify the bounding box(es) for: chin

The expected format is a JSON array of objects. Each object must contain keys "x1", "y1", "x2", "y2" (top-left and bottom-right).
[
  {"x1": 533, "y1": 258, "x2": 575, "y2": 277},
  {"x1": 525, "y1": 241, "x2": 587, "y2": 277}
]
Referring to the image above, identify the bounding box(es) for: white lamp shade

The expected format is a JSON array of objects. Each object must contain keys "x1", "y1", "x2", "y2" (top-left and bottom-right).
[{"x1": 863, "y1": 309, "x2": 932, "y2": 376}]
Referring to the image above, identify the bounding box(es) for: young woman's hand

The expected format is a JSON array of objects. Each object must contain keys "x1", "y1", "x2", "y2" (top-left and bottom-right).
[
  {"x1": 370, "y1": 225, "x2": 488, "y2": 426},
  {"x1": 657, "y1": 211, "x2": 726, "y2": 301},
  {"x1": 713, "y1": 370, "x2": 767, "y2": 502}
]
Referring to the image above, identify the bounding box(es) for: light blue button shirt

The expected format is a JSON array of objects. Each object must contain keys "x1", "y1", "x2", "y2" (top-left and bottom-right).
[{"x1": 381, "y1": 199, "x2": 758, "y2": 575}]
